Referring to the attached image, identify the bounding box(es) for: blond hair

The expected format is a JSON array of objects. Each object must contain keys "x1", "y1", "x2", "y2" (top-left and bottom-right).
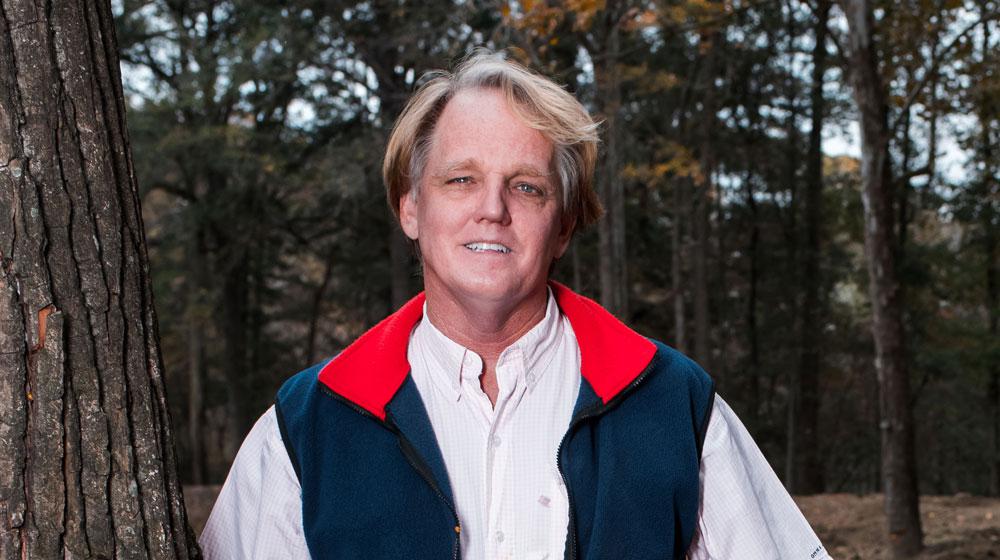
[{"x1": 383, "y1": 50, "x2": 603, "y2": 232}]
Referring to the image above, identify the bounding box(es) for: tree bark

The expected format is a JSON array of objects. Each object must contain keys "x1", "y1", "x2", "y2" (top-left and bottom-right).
[
  {"x1": 595, "y1": 9, "x2": 629, "y2": 319},
  {"x1": 793, "y1": 0, "x2": 830, "y2": 495},
  {"x1": 0, "y1": 0, "x2": 199, "y2": 557},
  {"x1": 841, "y1": 0, "x2": 923, "y2": 555}
]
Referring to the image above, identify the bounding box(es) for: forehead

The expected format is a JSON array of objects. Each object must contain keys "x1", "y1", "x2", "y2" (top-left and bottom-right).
[{"x1": 427, "y1": 88, "x2": 554, "y2": 172}]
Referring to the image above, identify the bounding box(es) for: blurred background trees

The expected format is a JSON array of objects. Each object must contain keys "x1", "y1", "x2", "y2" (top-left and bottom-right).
[{"x1": 113, "y1": 0, "x2": 997, "y2": 531}]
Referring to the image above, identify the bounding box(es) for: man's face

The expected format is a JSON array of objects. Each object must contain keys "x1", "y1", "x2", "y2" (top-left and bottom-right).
[{"x1": 399, "y1": 88, "x2": 572, "y2": 310}]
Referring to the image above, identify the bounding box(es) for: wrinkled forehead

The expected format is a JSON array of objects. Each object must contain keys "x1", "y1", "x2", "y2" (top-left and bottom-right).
[{"x1": 424, "y1": 88, "x2": 556, "y2": 177}]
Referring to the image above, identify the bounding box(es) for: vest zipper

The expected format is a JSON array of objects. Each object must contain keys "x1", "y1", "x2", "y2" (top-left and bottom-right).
[
  {"x1": 556, "y1": 356, "x2": 660, "y2": 560},
  {"x1": 321, "y1": 386, "x2": 461, "y2": 559},
  {"x1": 386, "y1": 413, "x2": 462, "y2": 560}
]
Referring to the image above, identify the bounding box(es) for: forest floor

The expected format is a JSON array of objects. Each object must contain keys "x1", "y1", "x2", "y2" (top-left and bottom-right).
[
  {"x1": 797, "y1": 494, "x2": 999, "y2": 559},
  {"x1": 183, "y1": 487, "x2": 999, "y2": 558}
]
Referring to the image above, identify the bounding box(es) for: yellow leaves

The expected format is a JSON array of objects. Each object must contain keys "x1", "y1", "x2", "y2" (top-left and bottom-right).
[
  {"x1": 621, "y1": 64, "x2": 681, "y2": 94},
  {"x1": 564, "y1": 0, "x2": 605, "y2": 30},
  {"x1": 624, "y1": 8, "x2": 659, "y2": 31},
  {"x1": 660, "y1": 0, "x2": 733, "y2": 35},
  {"x1": 622, "y1": 142, "x2": 703, "y2": 187},
  {"x1": 506, "y1": 1, "x2": 563, "y2": 39}
]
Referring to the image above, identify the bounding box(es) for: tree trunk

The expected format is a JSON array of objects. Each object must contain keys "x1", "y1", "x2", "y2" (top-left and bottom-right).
[
  {"x1": 595, "y1": 5, "x2": 628, "y2": 319},
  {"x1": 842, "y1": 0, "x2": 923, "y2": 555},
  {"x1": 745, "y1": 171, "x2": 761, "y2": 428},
  {"x1": 692, "y1": 31, "x2": 718, "y2": 373},
  {"x1": 185, "y1": 224, "x2": 208, "y2": 485},
  {"x1": 221, "y1": 257, "x2": 249, "y2": 464},
  {"x1": 988, "y1": 226, "x2": 999, "y2": 496},
  {"x1": 978, "y1": 15, "x2": 999, "y2": 497},
  {"x1": 672, "y1": 179, "x2": 687, "y2": 353},
  {"x1": 306, "y1": 248, "x2": 335, "y2": 365},
  {"x1": 0, "y1": 0, "x2": 199, "y2": 557},
  {"x1": 793, "y1": 0, "x2": 830, "y2": 495}
]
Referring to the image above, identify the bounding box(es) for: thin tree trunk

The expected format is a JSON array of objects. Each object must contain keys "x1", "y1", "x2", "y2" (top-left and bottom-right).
[
  {"x1": 0, "y1": 0, "x2": 199, "y2": 556},
  {"x1": 306, "y1": 248, "x2": 335, "y2": 365},
  {"x1": 221, "y1": 257, "x2": 249, "y2": 464},
  {"x1": 672, "y1": 179, "x2": 687, "y2": 353},
  {"x1": 842, "y1": 0, "x2": 923, "y2": 555},
  {"x1": 389, "y1": 225, "x2": 411, "y2": 310},
  {"x1": 988, "y1": 226, "x2": 999, "y2": 495},
  {"x1": 977, "y1": 13, "x2": 999, "y2": 497},
  {"x1": 745, "y1": 172, "x2": 761, "y2": 428},
  {"x1": 187, "y1": 321, "x2": 205, "y2": 485},
  {"x1": 897, "y1": 103, "x2": 912, "y2": 257},
  {"x1": 596, "y1": 13, "x2": 628, "y2": 318},
  {"x1": 793, "y1": 0, "x2": 830, "y2": 495},
  {"x1": 986, "y1": 224, "x2": 1000, "y2": 496},
  {"x1": 693, "y1": 31, "x2": 718, "y2": 373},
  {"x1": 185, "y1": 225, "x2": 207, "y2": 485},
  {"x1": 692, "y1": 180, "x2": 710, "y2": 370}
]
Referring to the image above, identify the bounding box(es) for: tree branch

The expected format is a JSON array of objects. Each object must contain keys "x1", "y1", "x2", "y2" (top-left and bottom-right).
[{"x1": 890, "y1": 11, "x2": 1000, "y2": 135}]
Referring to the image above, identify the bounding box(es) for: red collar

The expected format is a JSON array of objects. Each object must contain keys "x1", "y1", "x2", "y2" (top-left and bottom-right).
[{"x1": 317, "y1": 282, "x2": 656, "y2": 420}]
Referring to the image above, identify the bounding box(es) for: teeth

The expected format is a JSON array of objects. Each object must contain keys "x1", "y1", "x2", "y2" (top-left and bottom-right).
[{"x1": 465, "y1": 242, "x2": 511, "y2": 253}]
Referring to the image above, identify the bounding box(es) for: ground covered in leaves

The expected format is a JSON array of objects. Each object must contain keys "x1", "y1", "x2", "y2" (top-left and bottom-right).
[
  {"x1": 797, "y1": 494, "x2": 999, "y2": 559},
  {"x1": 184, "y1": 487, "x2": 999, "y2": 557}
]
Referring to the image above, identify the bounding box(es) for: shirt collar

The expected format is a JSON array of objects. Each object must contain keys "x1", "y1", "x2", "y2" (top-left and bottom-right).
[{"x1": 411, "y1": 288, "x2": 563, "y2": 401}]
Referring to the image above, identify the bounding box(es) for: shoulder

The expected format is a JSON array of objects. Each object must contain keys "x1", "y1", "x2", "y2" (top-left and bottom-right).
[
  {"x1": 273, "y1": 359, "x2": 335, "y2": 481},
  {"x1": 632, "y1": 340, "x2": 716, "y2": 453},
  {"x1": 643, "y1": 340, "x2": 715, "y2": 405},
  {"x1": 276, "y1": 359, "x2": 330, "y2": 404}
]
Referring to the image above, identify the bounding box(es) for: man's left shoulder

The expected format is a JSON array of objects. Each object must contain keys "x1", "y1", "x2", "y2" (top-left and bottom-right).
[{"x1": 644, "y1": 339, "x2": 715, "y2": 397}]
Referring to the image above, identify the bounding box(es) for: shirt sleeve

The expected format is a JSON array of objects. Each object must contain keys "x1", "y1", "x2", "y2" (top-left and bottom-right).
[
  {"x1": 687, "y1": 396, "x2": 830, "y2": 560},
  {"x1": 200, "y1": 405, "x2": 310, "y2": 560}
]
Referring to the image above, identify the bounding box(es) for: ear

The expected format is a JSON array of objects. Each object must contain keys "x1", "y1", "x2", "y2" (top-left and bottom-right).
[{"x1": 399, "y1": 190, "x2": 419, "y2": 240}]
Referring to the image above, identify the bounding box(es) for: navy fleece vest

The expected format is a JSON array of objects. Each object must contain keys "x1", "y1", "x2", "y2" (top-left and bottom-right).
[{"x1": 275, "y1": 340, "x2": 714, "y2": 559}]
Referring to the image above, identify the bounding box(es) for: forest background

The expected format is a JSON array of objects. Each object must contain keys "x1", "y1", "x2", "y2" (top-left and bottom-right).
[{"x1": 113, "y1": 0, "x2": 996, "y2": 551}]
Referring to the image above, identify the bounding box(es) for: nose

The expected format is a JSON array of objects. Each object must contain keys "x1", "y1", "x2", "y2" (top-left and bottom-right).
[{"x1": 474, "y1": 174, "x2": 511, "y2": 225}]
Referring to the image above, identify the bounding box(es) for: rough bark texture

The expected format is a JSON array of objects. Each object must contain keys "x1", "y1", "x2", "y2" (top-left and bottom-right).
[
  {"x1": 792, "y1": 0, "x2": 830, "y2": 495},
  {"x1": 0, "y1": 0, "x2": 199, "y2": 557},
  {"x1": 841, "y1": 0, "x2": 923, "y2": 556}
]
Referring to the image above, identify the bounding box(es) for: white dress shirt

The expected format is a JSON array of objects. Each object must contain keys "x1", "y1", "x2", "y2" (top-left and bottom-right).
[{"x1": 201, "y1": 293, "x2": 829, "y2": 559}]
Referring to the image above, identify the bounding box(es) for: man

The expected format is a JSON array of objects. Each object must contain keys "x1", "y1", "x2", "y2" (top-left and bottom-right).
[{"x1": 201, "y1": 51, "x2": 829, "y2": 559}]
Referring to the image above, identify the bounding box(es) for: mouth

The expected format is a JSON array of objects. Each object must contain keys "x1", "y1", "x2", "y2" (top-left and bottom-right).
[{"x1": 464, "y1": 242, "x2": 511, "y2": 254}]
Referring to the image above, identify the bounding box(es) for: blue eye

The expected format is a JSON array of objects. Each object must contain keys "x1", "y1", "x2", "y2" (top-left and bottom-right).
[
  {"x1": 516, "y1": 183, "x2": 541, "y2": 195},
  {"x1": 446, "y1": 176, "x2": 472, "y2": 184}
]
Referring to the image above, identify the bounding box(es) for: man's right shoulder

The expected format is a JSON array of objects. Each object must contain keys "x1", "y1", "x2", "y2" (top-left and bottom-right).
[{"x1": 277, "y1": 358, "x2": 332, "y2": 403}]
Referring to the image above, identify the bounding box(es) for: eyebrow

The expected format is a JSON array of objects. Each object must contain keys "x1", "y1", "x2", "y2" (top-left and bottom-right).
[{"x1": 438, "y1": 158, "x2": 553, "y2": 178}]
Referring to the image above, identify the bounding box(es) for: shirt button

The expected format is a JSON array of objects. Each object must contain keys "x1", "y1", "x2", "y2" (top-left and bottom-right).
[
  {"x1": 526, "y1": 373, "x2": 536, "y2": 384},
  {"x1": 495, "y1": 530, "x2": 505, "y2": 543},
  {"x1": 490, "y1": 435, "x2": 501, "y2": 448}
]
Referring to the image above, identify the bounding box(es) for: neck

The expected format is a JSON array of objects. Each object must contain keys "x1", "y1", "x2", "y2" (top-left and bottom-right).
[{"x1": 423, "y1": 284, "x2": 549, "y2": 405}]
